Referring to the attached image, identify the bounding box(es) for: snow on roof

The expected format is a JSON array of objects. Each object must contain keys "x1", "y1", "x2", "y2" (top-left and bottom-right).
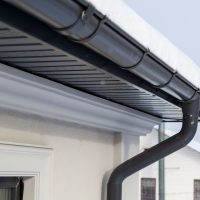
[{"x1": 86, "y1": 0, "x2": 200, "y2": 88}]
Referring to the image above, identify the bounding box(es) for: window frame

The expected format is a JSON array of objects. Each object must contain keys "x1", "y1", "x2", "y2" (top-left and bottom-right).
[{"x1": 141, "y1": 178, "x2": 156, "y2": 200}]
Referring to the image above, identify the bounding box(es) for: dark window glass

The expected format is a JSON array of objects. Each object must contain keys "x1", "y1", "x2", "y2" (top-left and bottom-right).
[
  {"x1": 194, "y1": 180, "x2": 200, "y2": 200},
  {"x1": 141, "y1": 178, "x2": 156, "y2": 200},
  {"x1": 0, "y1": 177, "x2": 23, "y2": 200}
]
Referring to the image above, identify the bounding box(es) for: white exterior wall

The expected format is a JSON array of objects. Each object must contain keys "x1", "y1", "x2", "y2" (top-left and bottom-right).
[
  {"x1": 0, "y1": 65, "x2": 160, "y2": 200},
  {"x1": 140, "y1": 129, "x2": 200, "y2": 200},
  {"x1": 0, "y1": 109, "x2": 114, "y2": 200},
  {"x1": 0, "y1": 108, "x2": 144, "y2": 200},
  {"x1": 166, "y1": 142, "x2": 200, "y2": 200}
]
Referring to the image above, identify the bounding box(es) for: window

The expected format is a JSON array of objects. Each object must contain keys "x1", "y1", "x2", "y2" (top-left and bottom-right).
[
  {"x1": 0, "y1": 177, "x2": 24, "y2": 200},
  {"x1": 0, "y1": 143, "x2": 53, "y2": 200},
  {"x1": 194, "y1": 180, "x2": 200, "y2": 200},
  {"x1": 141, "y1": 178, "x2": 156, "y2": 200}
]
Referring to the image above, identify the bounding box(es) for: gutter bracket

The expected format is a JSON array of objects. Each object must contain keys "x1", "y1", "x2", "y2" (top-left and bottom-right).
[
  {"x1": 54, "y1": 4, "x2": 95, "y2": 33},
  {"x1": 107, "y1": 93, "x2": 200, "y2": 200},
  {"x1": 55, "y1": 4, "x2": 107, "y2": 43},
  {"x1": 153, "y1": 71, "x2": 177, "y2": 89},
  {"x1": 120, "y1": 49, "x2": 150, "y2": 70},
  {"x1": 180, "y1": 89, "x2": 200, "y2": 103},
  {"x1": 73, "y1": 15, "x2": 107, "y2": 43}
]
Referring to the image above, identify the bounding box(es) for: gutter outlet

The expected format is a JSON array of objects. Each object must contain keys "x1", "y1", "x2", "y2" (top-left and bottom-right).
[{"x1": 107, "y1": 94, "x2": 200, "y2": 200}]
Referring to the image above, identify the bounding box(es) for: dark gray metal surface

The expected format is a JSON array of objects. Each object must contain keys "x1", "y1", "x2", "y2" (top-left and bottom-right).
[
  {"x1": 0, "y1": 19, "x2": 182, "y2": 120},
  {"x1": 1, "y1": 0, "x2": 198, "y2": 121},
  {"x1": 107, "y1": 94, "x2": 200, "y2": 200},
  {"x1": 5, "y1": 0, "x2": 197, "y2": 102}
]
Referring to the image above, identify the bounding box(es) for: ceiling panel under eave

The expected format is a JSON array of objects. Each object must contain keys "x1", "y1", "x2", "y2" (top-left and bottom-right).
[{"x1": 0, "y1": 3, "x2": 183, "y2": 121}]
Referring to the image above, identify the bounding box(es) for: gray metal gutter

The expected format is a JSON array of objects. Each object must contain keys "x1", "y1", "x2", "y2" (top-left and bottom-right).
[
  {"x1": 5, "y1": 0, "x2": 199, "y2": 102},
  {"x1": 0, "y1": 1, "x2": 182, "y2": 120},
  {"x1": 1, "y1": 1, "x2": 200, "y2": 200}
]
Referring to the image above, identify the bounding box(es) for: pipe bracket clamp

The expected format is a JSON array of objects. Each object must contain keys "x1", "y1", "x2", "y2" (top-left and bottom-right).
[
  {"x1": 120, "y1": 49, "x2": 151, "y2": 70},
  {"x1": 55, "y1": 4, "x2": 107, "y2": 43}
]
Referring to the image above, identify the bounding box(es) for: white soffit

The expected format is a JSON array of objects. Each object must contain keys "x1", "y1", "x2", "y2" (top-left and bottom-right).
[
  {"x1": 0, "y1": 64, "x2": 160, "y2": 135},
  {"x1": 86, "y1": 0, "x2": 200, "y2": 88}
]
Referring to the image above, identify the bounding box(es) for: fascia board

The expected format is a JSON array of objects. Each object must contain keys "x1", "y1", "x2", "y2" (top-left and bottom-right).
[{"x1": 0, "y1": 63, "x2": 160, "y2": 135}]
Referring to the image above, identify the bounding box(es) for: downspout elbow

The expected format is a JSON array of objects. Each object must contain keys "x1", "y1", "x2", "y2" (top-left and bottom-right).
[{"x1": 107, "y1": 94, "x2": 200, "y2": 200}]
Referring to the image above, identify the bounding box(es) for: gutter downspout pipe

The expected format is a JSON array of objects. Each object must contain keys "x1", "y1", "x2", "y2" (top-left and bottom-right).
[{"x1": 107, "y1": 94, "x2": 200, "y2": 200}]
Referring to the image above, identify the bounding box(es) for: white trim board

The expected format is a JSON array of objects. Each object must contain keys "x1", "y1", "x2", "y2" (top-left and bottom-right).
[
  {"x1": 0, "y1": 142, "x2": 53, "y2": 200},
  {"x1": 0, "y1": 63, "x2": 160, "y2": 135}
]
